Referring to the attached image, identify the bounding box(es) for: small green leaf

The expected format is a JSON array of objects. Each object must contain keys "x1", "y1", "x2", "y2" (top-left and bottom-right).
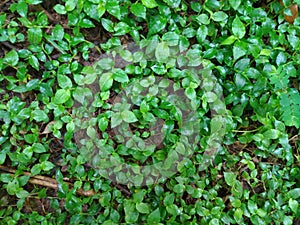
[
  {"x1": 147, "y1": 208, "x2": 160, "y2": 224},
  {"x1": 224, "y1": 172, "x2": 236, "y2": 186},
  {"x1": 113, "y1": 69, "x2": 129, "y2": 83},
  {"x1": 58, "y1": 74, "x2": 73, "y2": 89},
  {"x1": 288, "y1": 188, "x2": 300, "y2": 199},
  {"x1": 148, "y1": 15, "x2": 167, "y2": 36},
  {"x1": 229, "y1": 0, "x2": 241, "y2": 10},
  {"x1": 221, "y1": 35, "x2": 237, "y2": 45},
  {"x1": 101, "y1": 18, "x2": 114, "y2": 32},
  {"x1": 99, "y1": 72, "x2": 113, "y2": 91},
  {"x1": 232, "y1": 16, "x2": 246, "y2": 39},
  {"x1": 28, "y1": 55, "x2": 39, "y2": 70},
  {"x1": 0, "y1": 153, "x2": 6, "y2": 164},
  {"x1": 142, "y1": 0, "x2": 158, "y2": 8},
  {"x1": 32, "y1": 109, "x2": 49, "y2": 122},
  {"x1": 136, "y1": 202, "x2": 150, "y2": 214},
  {"x1": 121, "y1": 110, "x2": 138, "y2": 123},
  {"x1": 131, "y1": 3, "x2": 146, "y2": 19},
  {"x1": 32, "y1": 143, "x2": 47, "y2": 153},
  {"x1": 155, "y1": 42, "x2": 170, "y2": 63},
  {"x1": 111, "y1": 112, "x2": 122, "y2": 128},
  {"x1": 53, "y1": 4, "x2": 66, "y2": 14},
  {"x1": 212, "y1": 11, "x2": 228, "y2": 22},
  {"x1": 289, "y1": 198, "x2": 298, "y2": 213},
  {"x1": 53, "y1": 89, "x2": 71, "y2": 104},
  {"x1": 65, "y1": 0, "x2": 76, "y2": 11},
  {"x1": 4, "y1": 50, "x2": 19, "y2": 66},
  {"x1": 106, "y1": 0, "x2": 121, "y2": 19}
]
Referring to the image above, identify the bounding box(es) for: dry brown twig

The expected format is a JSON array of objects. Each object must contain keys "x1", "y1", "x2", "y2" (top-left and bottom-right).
[{"x1": 0, "y1": 165, "x2": 96, "y2": 197}]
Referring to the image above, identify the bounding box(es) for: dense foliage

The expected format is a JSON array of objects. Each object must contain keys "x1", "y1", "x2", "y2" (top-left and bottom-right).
[{"x1": 0, "y1": 0, "x2": 300, "y2": 224}]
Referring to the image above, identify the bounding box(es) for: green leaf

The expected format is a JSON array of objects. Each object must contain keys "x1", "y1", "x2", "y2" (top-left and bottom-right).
[
  {"x1": 142, "y1": 0, "x2": 158, "y2": 8},
  {"x1": 234, "y1": 208, "x2": 243, "y2": 222},
  {"x1": 289, "y1": 198, "x2": 298, "y2": 213},
  {"x1": 101, "y1": 18, "x2": 114, "y2": 32},
  {"x1": 148, "y1": 15, "x2": 167, "y2": 36},
  {"x1": 221, "y1": 35, "x2": 237, "y2": 45},
  {"x1": 32, "y1": 143, "x2": 47, "y2": 153},
  {"x1": 113, "y1": 69, "x2": 129, "y2": 83},
  {"x1": 32, "y1": 109, "x2": 49, "y2": 122},
  {"x1": 229, "y1": 0, "x2": 241, "y2": 10},
  {"x1": 162, "y1": 32, "x2": 179, "y2": 46},
  {"x1": 121, "y1": 110, "x2": 138, "y2": 123},
  {"x1": 233, "y1": 43, "x2": 247, "y2": 61},
  {"x1": 111, "y1": 112, "x2": 122, "y2": 128},
  {"x1": 4, "y1": 50, "x2": 19, "y2": 66},
  {"x1": 147, "y1": 208, "x2": 160, "y2": 224},
  {"x1": 131, "y1": 3, "x2": 146, "y2": 19},
  {"x1": 155, "y1": 42, "x2": 170, "y2": 63},
  {"x1": 224, "y1": 172, "x2": 236, "y2": 186},
  {"x1": 196, "y1": 25, "x2": 208, "y2": 43},
  {"x1": 288, "y1": 188, "x2": 300, "y2": 199},
  {"x1": 65, "y1": 0, "x2": 76, "y2": 11},
  {"x1": 99, "y1": 72, "x2": 113, "y2": 91},
  {"x1": 106, "y1": 0, "x2": 121, "y2": 19},
  {"x1": 124, "y1": 200, "x2": 139, "y2": 223},
  {"x1": 163, "y1": 0, "x2": 181, "y2": 8},
  {"x1": 232, "y1": 16, "x2": 245, "y2": 39},
  {"x1": 98, "y1": 117, "x2": 108, "y2": 132},
  {"x1": 136, "y1": 202, "x2": 150, "y2": 214},
  {"x1": 41, "y1": 161, "x2": 55, "y2": 171},
  {"x1": 58, "y1": 74, "x2": 73, "y2": 89},
  {"x1": 263, "y1": 129, "x2": 280, "y2": 139},
  {"x1": 53, "y1": 89, "x2": 71, "y2": 104},
  {"x1": 212, "y1": 11, "x2": 228, "y2": 22},
  {"x1": 0, "y1": 152, "x2": 6, "y2": 164},
  {"x1": 28, "y1": 55, "x2": 39, "y2": 70},
  {"x1": 52, "y1": 24, "x2": 64, "y2": 41},
  {"x1": 53, "y1": 4, "x2": 67, "y2": 14}
]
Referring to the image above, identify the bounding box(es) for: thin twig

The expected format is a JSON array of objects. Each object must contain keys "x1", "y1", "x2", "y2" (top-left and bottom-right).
[{"x1": 0, "y1": 165, "x2": 96, "y2": 197}]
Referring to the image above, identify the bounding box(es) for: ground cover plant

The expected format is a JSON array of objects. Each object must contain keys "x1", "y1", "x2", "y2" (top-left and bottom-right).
[{"x1": 0, "y1": 0, "x2": 300, "y2": 224}]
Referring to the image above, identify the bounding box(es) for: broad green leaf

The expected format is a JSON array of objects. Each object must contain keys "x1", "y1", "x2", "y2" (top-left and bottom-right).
[
  {"x1": 28, "y1": 55, "x2": 39, "y2": 70},
  {"x1": 121, "y1": 110, "x2": 138, "y2": 123},
  {"x1": 99, "y1": 72, "x2": 113, "y2": 91},
  {"x1": 131, "y1": 3, "x2": 146, "y2": 19},
  {"x1": 111, "y1": 112, "x2": 122, "y2": 128},
  {"x1": 221, "y1": 35, "x2": 237, "y2": 45},
  {"x1": 162, "y1": 32, "x2": 179, "y2": 46},
  {"x1": 196, "y1": 25, "x2": 208, "y2": 43},
  {"x1": 163, "y1": 0, "x2": 181, "y2": 8},
  {"x1": 101, "y1": 18, "x2": 114, "y2": 32},
  {"x1": 148, "y1": 15, "x2": 167, "y2": 36},
  {"x1": 32, "y1": 143, "x2": 47, "y2": 153},
  {"x1": 53, "y1": 89, "x2": 71, "y2": 104},
  {"x1": 287, "y1": 188, "x2": 300, "y2": 199},
  {"x1": 232, "y1": 16, "x2": 245, "y2": 39},
  {"x1": 229, "y1": 0, "x2": 241, "y2": 10},
  {"x1": 155, "y1": 42, "x2": 170, "y2": 63},
  {"x1": 0, "y1": 153, "x2": 6, "y2": 164},
  {"x1": 65, "y1": 0, "x2": 76, "y2": 11},
  {"x1": 136, "y1": 202, "x2": 150, "y2": 214},
  {"x1": 4, "y1": 49, "x2": 19, "y2": 66},
  {"x1": 113, "y1": 69, "x2": 129, "y2": 83},
  {"x1": 32, "y1": 109, "x2": 49, "y2": 122},
  {"x1": 142, "y1": 0, "x2": 158, "y2": 8},
  {"x1": 147, "y1": 208, "x2": 160, "y2": 224},
  {"x1": 58, "y1": 74, "x2": 73, "y2": 89},
  {"x1": 224, "y1": 172, "x2": 236, "y2": 186},
  {"x1": 289, "y1": 198, "x2": 298, "y2": 213},
  {"x1": 212, "y1": 11, "x2": 228, "y2": 22},
  {"x1": 106, "y1": 0, "x2": 121, "y2": 19},
  {"x1": 53, "y1": 4, "x2": 66, "y2": 14}
]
